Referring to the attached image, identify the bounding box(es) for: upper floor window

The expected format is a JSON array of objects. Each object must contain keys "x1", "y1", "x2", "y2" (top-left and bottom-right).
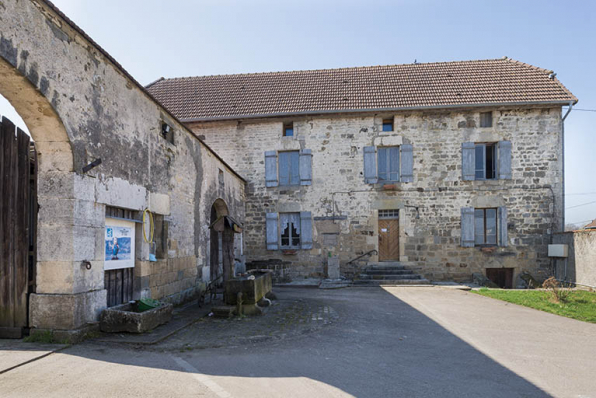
[
  {"x1": 474, "y1": 208, "x2": 497, "y2": 245},
  {"x1": 378, "y1": 147, "x2": 400, "y2": 182},
  {"x1": 278, "y1": 151, "x2": 300, "y2": 186},
  {"x1": 283, "y1": 122, "x2": 294, "y2": 137},
  {"x1": 475, "y1": 143, "x2": 496, "y2": 180},
  {"x1": 480, "y1": 112, "x2": 493, "y2": 128},
  {"x1": 382, "y1": 118, "x2": 394, "y2": 132}
]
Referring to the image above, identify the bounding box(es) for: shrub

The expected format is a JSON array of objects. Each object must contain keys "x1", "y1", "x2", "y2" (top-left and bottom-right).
[{"x1": 542, "y1": 276, "x2": 571, "y2": 303}]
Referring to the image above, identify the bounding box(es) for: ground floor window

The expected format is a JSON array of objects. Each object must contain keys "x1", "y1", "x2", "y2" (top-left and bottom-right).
[
  {"x1": 474, "y1": 208, "x2": 497, "y2": 245},
  {"x1": 280, "y1": 213, "x2": 300, "y2": 248}
]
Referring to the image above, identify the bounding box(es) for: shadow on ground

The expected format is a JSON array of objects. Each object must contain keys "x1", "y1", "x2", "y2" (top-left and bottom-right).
[{"x1": 1, "y1": 288, "x2": 551, "y2": 397}]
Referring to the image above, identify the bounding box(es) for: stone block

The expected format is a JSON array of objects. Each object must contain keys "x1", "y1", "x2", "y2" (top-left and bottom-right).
[
  {"x1": 149, "y1": 192, "x2": 171, "y2": 215},
  {"x1": 35, "y1": 261, "x2": 74, "y2": 294},
  {"x1": 327, "y1": 256, "x2": 340, "y2": 279},
  {"x1": 29, "y1": 289, "x2": 107, "y2": 330},
  {"x1": 96, "y1": 177, "x2": 147, "y2": 210}
]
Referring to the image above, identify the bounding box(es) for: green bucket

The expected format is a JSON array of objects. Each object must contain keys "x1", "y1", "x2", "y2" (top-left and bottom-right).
[{"x1": 137, "y1": 298, "x2": 161, "y2": 312}]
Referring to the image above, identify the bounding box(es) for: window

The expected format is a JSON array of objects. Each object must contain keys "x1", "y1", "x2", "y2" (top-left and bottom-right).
[
  {"x1": 474, "y1": 208, "x2": 497, "y2": 245},
  {"x1": 480, "y1": 112, "x2": 493, "y2": 128},
  {"x1": 283, "y1": 122, "x2": 294, "y2": 137},
  {"x1": 378, "y1": 146, "x2": 400, "y2": 182},
  {"x1": 161, "y1": 122, "x2": 174, "y2": 144},
  {"x1": 474, "y1": 143, "x2": 496, "y2": 180},
  {"x1": 382, "y1": 118, "x2": 394, "y2": 132},
  {"x1": 280, "y1": 213, "x2": 300, "y2": 248},
  {"x1": 278, "y1": 151, "x2": 300, "y2": 186}
]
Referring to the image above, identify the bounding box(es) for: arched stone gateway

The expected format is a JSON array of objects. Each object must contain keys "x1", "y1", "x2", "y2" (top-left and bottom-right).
[
  {"x1": 0, "y1": 0, "x2": 245, "y2": 340},
  {"x1": 210, "y1": 198, "x2": 237, "y2": 283}
]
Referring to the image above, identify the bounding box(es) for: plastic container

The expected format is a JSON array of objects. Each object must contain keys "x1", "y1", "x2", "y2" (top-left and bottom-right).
[{"x1": 137, "y1": 298, "x2": 161, "y2": 312}]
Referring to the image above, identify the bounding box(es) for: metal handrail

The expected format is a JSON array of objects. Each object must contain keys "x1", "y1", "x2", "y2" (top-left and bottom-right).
[{"x1": 346, "y1": 249, "x2": 378, "y2": 265}]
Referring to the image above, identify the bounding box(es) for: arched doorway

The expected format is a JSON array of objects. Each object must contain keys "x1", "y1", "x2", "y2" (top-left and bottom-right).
[
  {"x1": 0, "y1": 53, "x2": 75, "y2": 337},
  {"x1": 210, "y1": 199, "x2": 229, "y2": 282}
]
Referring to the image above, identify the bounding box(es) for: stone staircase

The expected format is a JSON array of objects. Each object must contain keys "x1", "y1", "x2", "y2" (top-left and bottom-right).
[{"x1": 353, "y1": 261, "x2": 431, "y2": 286}]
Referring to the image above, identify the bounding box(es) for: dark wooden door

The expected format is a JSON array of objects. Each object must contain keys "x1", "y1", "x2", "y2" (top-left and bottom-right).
[
  {"x1": 378, "y1": 219, "x2": 399, "y2": 261},
  {"x1": 105, "y1": 268, "x2": 134, "y2": 307},
  {"x1": 0, "y1": 116, "x2": 35, "y2": 338}
]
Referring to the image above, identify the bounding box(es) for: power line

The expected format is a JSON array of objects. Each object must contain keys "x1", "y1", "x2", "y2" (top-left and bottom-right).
[
  {"x1": 566, "y1": 192, "x2": 596, "y2": 196},
  {"x1": 565, "y1": 200, "x2": 596, "y2": 210},
  {"x1": 567, "y1": 219, "x2": 593, "y2": 226},
  {"x1": 572, "y1": 108, "x2": 596, "y2": 112}
]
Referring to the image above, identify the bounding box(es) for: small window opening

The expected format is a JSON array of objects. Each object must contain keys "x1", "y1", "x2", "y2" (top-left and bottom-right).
[
  {"x1": 218, "y1": 169, "x2": 224, "y2": 186},
  {"x1": 474, "y1": 208, "x2": 497, "y2": 245},
  {"x1": 283, "y1": 122, "x2": 294, "y2": 137},
  {"x1": 480, "y1": 112, "x2": 493, "y2": 128},
  {"x1": 474, "y1": 143, "x2": 496, "y2": 180},
  {"x1": 280, "y1": 213, "x2": 300, "y2": 248},
  {"x1": 161, "y1": 122, "x2": 174, "y2": 144},
  {"x1": 278, "y1": 151, "x2": 300, "y2": 186},
  {"x1": 382, "y1": 118, "x2": 394, "y2": 132}
]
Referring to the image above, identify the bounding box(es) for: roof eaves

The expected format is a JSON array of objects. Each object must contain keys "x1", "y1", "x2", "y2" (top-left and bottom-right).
[{"x1": 181, "y1": 100, "x2": 576, "y2": 123}]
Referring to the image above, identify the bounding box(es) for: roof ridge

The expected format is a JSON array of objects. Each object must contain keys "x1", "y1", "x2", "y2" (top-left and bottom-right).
[
  {"x1": 503, "y1": 57, "x2": 553, "y2": 74},
  {"x1": 155, "y1": 58, "x2": 512, "y2": 82}
]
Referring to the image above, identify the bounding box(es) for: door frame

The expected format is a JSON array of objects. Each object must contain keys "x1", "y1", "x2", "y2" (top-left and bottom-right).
[{"x1": 378, "y1": 209, "x2": 399, "y2": 261}]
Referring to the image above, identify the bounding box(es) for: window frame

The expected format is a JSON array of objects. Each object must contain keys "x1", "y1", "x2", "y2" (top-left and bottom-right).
[
  {"x1": 474, "y1": 208, "x2": 498, "y2": 246},
  {"x1": 480, "y1": 112, "x2": 493, "y2": 128},
  {"x1": 278, "y1": 150, "x2": 300, "y2": 186},
  {"x1": 377, "y1": 146, "x2": 400, "y2": 182},
  {"x1": 279, "y1": 213, "x2": 301, "y2": 249},
  {"x1": 283, "y1": 122, "x2": 294, "y2": 137},
  {"x1": 474, "y1": 143, "x2": 497, "y2": 180},
  {"x1": 382, "y1": 118, "x2": 394, "y2": 132}
]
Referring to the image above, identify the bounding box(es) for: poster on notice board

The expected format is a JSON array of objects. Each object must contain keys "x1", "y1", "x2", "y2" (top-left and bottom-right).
[{"x1": 104, "y1": 218, "x2": 135, "y2": 270}]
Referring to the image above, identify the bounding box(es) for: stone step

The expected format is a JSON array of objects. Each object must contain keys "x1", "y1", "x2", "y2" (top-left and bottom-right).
[
  {"x1": 365, "y1": 269, "x2": 413, "y2": 275},
  {"x1": 357, "y1": 274, "x2": 422, "y2": 280},
  {"x1": 352, "y1": 279, "x2": 432, "y2": 286},
  {"x1": 366, "y1": 261, "x2": 404, "y2": 268},
  {"x1": 211, "y1": 305, "x2": 235, "y2": 318}
]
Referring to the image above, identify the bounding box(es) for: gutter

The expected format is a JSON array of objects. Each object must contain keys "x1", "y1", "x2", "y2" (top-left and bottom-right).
[
  {"x1": 180, "y1": 100, "x2": 578, "y2": 123},
  {"x1": 561, "y1": 101, "x2": 574, "y2": 230}
]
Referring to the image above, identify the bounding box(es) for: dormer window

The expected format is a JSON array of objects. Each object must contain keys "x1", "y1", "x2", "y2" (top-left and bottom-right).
[
  {"x1": 283, "y1": 122, "x2": 294, "y2": 137},
  {"x1": 382, "y1": 118, "x2": 394, "y2": 132}
]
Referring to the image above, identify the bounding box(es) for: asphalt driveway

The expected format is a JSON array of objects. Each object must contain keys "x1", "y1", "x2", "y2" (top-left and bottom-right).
[{"x1": 1, "y1": 287, "x2": 594, "y2": 397}]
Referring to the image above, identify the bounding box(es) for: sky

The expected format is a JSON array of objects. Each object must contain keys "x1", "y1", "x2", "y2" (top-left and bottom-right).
[{"x1": 1, "y1": 0, "x2": 594, "y2": 226}]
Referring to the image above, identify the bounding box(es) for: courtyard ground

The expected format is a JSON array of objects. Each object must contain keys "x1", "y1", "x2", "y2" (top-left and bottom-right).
[{"x1": 1, "y1": 287, "x2": 595, "y2": 397}]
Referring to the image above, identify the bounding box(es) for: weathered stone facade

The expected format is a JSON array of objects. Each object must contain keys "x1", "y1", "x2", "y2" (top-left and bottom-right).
[
  {"x1": 0, "y1": 0, "x2": 245, "y2": 334},
  {"x1": 190, "y1": 106, "x2": 563, "y2": 284},
  {"x1": 553, "y1": 230, "x2": 596, "y2": 288}
]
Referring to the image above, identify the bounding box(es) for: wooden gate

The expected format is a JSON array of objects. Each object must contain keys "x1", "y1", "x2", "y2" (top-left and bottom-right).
[{"x1": 0, "y1": 116, "x2": 37, "y2": 338}]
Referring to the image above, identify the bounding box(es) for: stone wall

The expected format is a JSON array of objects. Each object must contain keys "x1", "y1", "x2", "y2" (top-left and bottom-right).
[
  {"x1": 0, "y1": 0, "x2": 245, "y2": 332},
  {"x1": 553, "y1": 230, "x2": 596, "y2": 288},
  {"x1": 190, "y1": 107, "x2": 563, "y2": 284}
]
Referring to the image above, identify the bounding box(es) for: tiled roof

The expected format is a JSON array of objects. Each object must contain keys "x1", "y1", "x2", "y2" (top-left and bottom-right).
[
  {"x1": 146, "y1": 58, "x2": 577, "y2": 121},
  {"x1": 584, "y1": 219, "x2": 596, "y2": 229}
]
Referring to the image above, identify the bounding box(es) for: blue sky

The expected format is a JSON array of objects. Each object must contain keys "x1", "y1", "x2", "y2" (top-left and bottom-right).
[{"x1": 1, "y1": 0, "x2": 594, "y2": 225}]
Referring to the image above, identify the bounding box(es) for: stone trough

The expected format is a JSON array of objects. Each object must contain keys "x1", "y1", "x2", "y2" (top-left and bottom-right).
[
  {"x1": 224, "y1": 271, "x2": 273, "y2": 315},
  {"x1": 100, "y1": 301, "x2": 173, "y2": 334}
]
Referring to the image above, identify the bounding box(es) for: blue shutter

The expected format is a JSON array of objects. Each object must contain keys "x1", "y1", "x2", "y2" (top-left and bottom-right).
[
  {"x1": 300, "y1": 211, "x2": 313, "y2": 250},
  {"x1": 363, "y1": 146, "x2": 377, "y2": 184},
  {"x1": 265, "y1": 151, "x2": 278, "y2": 187},
  {"x1": 299, "y1": 149, "x2": 312, "y2": 186},
  {"x1": 462, "y1": 142, "x2": 475, "y2": 181},
  {"x1": 266, "y1": 213, "x2": 279, "y2": 250},
  {"x1": 498, "y1": 207, "x2": 508, "y2": 247},
  {"x1": 461, "y1": 207, "x2": 475, "y2": 247},
  {"x1": 400, "y1": 144, "x2": 413, "y2": 183},
  {"x1": 498, "y1": 141, "x2": 512, "y2": 180}
]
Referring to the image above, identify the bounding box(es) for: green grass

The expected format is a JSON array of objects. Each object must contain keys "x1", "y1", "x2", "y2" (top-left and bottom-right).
[{"x1": 472, "y1": 288, "x2": 596, "y2": 323}]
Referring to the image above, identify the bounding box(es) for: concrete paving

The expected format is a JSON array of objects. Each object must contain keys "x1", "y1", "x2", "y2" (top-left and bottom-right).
[
  {"x1": 0, "y1": 287, "x2": 594, "y2": 397},
  {"x1": 0, "y1": 339, "x2": 67, "y2": 374}
]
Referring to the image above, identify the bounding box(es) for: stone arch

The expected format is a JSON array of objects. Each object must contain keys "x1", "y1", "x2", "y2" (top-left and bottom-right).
[
  {"x1": 210, "y1": 198, "x2": 229, "y2": 282},
  {"x1": 0, "y1": 50, "x2": 82, "y2": 331}
]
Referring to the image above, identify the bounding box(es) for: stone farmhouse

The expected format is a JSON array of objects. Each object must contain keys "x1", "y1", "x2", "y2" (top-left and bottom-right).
[
  {"x1": 0, "y1": 0, "x2": 577, "y2": 339},
  {"x1": 148, "y1": 59, "x2": 577, "y2": 287}
]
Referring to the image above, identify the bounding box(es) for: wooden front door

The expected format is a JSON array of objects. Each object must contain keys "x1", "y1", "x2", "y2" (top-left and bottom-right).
[{"x1": 378, "y1": 218, "x2": 399, "y2": 261}]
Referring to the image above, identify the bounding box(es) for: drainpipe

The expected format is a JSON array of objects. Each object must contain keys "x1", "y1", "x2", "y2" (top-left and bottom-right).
[{"x1": 561, "y1": 101, "x2": 574, "y2": 231}]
